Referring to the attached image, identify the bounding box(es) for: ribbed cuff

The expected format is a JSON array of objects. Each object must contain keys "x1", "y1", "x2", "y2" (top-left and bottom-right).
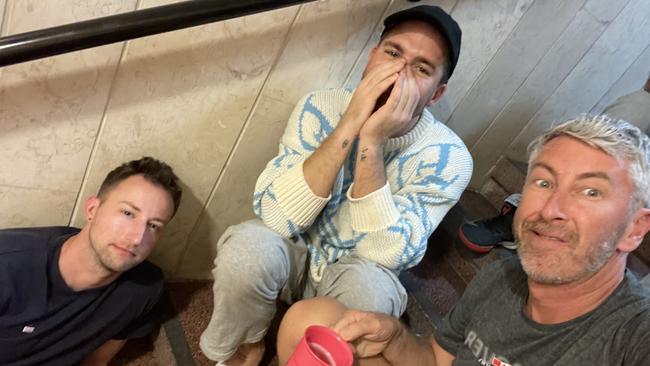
[
  {"x1": 274, "y1": 162, "x2": 330, "y2": 226},
  {"x1": 347, "y1": 182, "x2": 400, "y2": 231}
]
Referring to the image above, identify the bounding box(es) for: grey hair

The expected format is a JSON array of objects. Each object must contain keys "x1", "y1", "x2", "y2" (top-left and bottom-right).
[{"x1": 527, "y1": 114, "x2": 650, "y2": 208}]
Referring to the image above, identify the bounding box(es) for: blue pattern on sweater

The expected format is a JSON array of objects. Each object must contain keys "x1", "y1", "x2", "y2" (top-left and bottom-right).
[
  {"x1": 307, "y1": 140, "x2": 459, "y2": 269},
  {"x1": 253, "y1": 89, "x2": 471, "y2": 275},
  {"x1": 287, "y1": 220, "x2": 298, "y2": 235},
  {"x1": 253, "y1": 192, "x2": 263, "y2": 217},
  {"x1": 253, "y1": 188, "x2": 278, "y2": 217},
  {"x1": 396, "y1": 193, "x2": 446, "y2": 269},
  {"x1": 298, "y1": 95, "x2": 333, "y2": 152},
  {"x1": 397, "y1": 143, "x2": 461, "y2": 190},
  {"x1": 390, "y1": 198, "x2": 421, "y2": 270},
  {"x1": 273, "y1": 146, "x2": 301, "y2": 168}
]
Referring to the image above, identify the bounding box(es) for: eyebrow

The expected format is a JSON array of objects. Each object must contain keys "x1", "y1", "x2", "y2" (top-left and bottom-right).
[
  {"x1": 120, "y1": 201, "x2": 141, "y2": 212},
  {"x1": 120, "y1": 201, "x2": 167, "y2": 223},
  {"x1": 382, "y1": 41, "x2": 436, "y2": 69},
  {"x1": 530, "y1": 162, "x2": 612, "y2": 182}
]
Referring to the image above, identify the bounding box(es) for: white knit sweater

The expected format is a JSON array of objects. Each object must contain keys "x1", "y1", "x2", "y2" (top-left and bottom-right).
[{"x1": 253, "y1": 89, "x2": 473, "y2": 281}]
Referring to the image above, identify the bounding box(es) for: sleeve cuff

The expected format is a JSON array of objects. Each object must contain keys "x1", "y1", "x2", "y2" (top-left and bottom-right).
[
  {"x1": 347, "y1": 182, "x2": 400, "y2": 231},
  {"x1": 274, "y1": 162, "x2": 331, "y2": 225}
]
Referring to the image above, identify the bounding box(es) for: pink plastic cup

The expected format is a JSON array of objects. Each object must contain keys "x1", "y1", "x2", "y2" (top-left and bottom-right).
[{"x1": 286, "y1": 325, "x2": 353, "y2": 366}]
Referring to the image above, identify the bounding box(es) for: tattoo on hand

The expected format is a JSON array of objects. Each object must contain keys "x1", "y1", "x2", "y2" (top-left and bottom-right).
[{"x1": 342, "y1": 139, "x2": 349, "y2": 149}]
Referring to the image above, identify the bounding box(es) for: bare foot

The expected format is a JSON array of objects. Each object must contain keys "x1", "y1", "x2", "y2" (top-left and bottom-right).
[{"x1": 222, "y1": 341, "x2": 265, "y2": 366}]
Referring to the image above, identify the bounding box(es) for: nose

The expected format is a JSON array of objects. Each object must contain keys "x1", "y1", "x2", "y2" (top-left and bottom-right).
[
  {"x1": 539, "y1": 189, "x2": 569, "y2": 222},
  {"x1": 126, "y1": 223, "x2": 147, "y2": 247}
]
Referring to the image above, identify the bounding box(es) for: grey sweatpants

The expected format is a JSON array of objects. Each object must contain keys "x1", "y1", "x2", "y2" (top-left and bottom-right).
[{"x1": 199, "y1": 219, "x2": 407, "y2": 362}]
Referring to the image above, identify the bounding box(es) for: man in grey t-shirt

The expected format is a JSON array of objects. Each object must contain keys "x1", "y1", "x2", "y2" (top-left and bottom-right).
[{"x1": 276, "y1": 115, "x2": 650, "y2": 365}]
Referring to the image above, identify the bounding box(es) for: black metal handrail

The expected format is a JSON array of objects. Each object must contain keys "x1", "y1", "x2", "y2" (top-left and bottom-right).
[{"x1": 0, "y1": 0, "x2": 315, "y2": 67}]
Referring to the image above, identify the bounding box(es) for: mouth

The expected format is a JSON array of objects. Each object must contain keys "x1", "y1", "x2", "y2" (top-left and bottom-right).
[
  {"x1": 520, "y1": 218, "x2": 576, "y2": 248},
  {"x1": 530, "y1": 230, "x2": 568, "y2": 244},
  {"x1": 111, "y1": 244, "x2": 136, "y2": 257}
]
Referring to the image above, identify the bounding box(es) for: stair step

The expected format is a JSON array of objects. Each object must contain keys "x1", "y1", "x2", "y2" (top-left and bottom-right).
[
  {"x1": 405, "y1": 189, "x2": 513, "y2": 327},
  {"x1": 481, "y1": 157, "x2": 527, "y2": 210}
]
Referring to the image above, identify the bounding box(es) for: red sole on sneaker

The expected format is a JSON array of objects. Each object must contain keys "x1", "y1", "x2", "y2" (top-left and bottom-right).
[{"x1": 457, "y1": 227, "x2": 494, "y2": 254}]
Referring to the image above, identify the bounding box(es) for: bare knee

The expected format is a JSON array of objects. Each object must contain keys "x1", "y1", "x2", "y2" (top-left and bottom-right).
[{"x1": 276, "y1": 297, "x2": 348, "y2": 365}]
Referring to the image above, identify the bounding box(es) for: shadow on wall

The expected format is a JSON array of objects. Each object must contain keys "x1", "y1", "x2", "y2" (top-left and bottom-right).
[
  {"x1": 146, "y1": 178, "x2": 209, "y2": 278},
  {"x1": 1, "y1": 4, "x2": 368, "y2": 134}
]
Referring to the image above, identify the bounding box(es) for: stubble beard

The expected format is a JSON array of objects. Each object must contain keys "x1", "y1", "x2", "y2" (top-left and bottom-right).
[
  {"x1": 515, "y1": 219, "x2": 622, "y2": 284},
  {"x1": 89, "y1": 232, "x2": 138, "y2": 274}
]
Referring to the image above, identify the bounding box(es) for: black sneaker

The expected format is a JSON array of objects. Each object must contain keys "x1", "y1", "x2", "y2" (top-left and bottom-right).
[{"x1": 458, "y1": 195, "x2": 519, "y2": 253}]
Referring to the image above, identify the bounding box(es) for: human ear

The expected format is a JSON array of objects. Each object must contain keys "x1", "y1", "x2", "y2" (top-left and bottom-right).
[
  {"x1": 84, "y1": 196, "x2": 101, "y2": 223},
  {"x1": 427, "y1": 83, "x2": 447, "y2": 107},
  {"x1": 618, "y1": 208, "x2": 650, "y2": 253}
]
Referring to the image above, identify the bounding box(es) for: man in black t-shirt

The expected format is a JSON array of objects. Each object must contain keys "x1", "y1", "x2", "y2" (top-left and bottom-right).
[
  {"x1": 275, "y1": 115, "x2": 650, "y2": 365},
  {"x1": 0, "y1": 157, "x2": 182, "y2": 366}
]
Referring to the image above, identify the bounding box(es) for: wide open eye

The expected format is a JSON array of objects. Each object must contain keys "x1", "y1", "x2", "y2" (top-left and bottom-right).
[
  {"x1": 534, "y1": 179, "x2": 551, "y2": 189},
  {"x1": 582, "y1": 188, "x2": 601, "y2": 198}
]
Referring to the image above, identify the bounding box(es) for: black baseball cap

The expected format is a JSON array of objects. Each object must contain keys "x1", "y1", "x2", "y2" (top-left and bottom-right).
[{"x1": 382, "y1": 5, "x2": 462, "y2": 78}]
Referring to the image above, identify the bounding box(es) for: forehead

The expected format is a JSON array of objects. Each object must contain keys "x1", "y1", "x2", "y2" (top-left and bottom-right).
[
  {"x1": 533, "y1": 136, "x2": 629, "y2": 178},
  {"x1": 381, "y1": 20, "x2": 448, "y2": 56},
  {"x1": 102, "y1": 175, "x2": 174, "y2": 217}
]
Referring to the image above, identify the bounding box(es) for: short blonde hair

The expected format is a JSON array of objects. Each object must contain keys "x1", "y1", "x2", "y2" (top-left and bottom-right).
[{"x1": 528, "y1": 115, "x2": 650, "y2": 208}]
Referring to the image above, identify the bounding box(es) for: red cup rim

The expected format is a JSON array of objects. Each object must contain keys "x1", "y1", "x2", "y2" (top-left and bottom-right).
[{"x1": 303, "y1": 325, "x2": 353, "y2": 366}]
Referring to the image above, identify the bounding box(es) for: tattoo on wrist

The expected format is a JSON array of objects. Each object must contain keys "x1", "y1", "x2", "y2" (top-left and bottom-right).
[
  {"x1": 342, "y1": 139, "x2": 349, "y2": 149},
  {"x1": 360, "y1": 147, "x2": 368, "y2": 161}
]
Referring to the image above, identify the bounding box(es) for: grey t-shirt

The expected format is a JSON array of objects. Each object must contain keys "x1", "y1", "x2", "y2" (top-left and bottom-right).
[{"x1": 435, "y1": 256, "x2": 650, "y2": 366}]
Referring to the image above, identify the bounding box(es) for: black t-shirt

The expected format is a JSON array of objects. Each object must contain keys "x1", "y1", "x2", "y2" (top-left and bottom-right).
[
  {"x1": 435, "y1": 256, "x2": 650, "y2": 365},
  {"x1": 0, "y1": 227, "x2": 164, "y2": 365}
]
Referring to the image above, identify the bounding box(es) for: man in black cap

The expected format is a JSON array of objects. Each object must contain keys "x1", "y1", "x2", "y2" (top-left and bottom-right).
[{"x1": 200, "y1": 6, "x2": 472, "y2": 365}]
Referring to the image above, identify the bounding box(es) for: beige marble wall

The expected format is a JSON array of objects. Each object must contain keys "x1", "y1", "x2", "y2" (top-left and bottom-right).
[
  {"x1": 69, "y1": 0, "x2": 301, "y2": 276},
  {"x1": 430, "y1": 0, "x2": 535, "y2": 121},
  {"x1": 0, "y1": 0, "x2": 136, "y2": 227},
  {"x1": 0, "y1": 0, "x2": 6, "y2": 35},
  {"x1": 506, "y1": 0, "x2": 650, "y2": 158},
  {"x1": 2, "y1": 0, "x2": 648, "y2": 278}
]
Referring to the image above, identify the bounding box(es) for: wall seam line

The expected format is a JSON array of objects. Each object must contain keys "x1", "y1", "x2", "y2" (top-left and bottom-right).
[
  {"x1": 341, "y1": 0, "x2": 393, "y2": 87},
  {"x1": 66, "y1": 3, "x2": 137, "y2": 226},
  {"x1": 174, "y1": 4, "x2": 305, "y2": 276},
  {"x1": 503, "y1": 0, "x2": 635, "y2": 160},
  {"x1": 445, "y1": 0, "x2": 544, "y2": 127},
  {"x1": 0, "y1": 0, "x2": 10, "y2": 36}
]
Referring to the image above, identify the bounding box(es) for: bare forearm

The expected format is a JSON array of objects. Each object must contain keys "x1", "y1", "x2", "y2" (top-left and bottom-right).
[
  {"x1": 351, "y1": 137, "x2": 387, "y2": 198},
  {"x1": 383, "y1": 327, "x2": 438, "y2": 366},
  {"x1": 384, "y1": 323, "x2": 455, "y2": 366},
  {"x1": 303, "y1": 120, "x2": 359, "y2": 197},
  {"x1": 334, "y1": 309, "x2": 454, "y2": 366}
]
